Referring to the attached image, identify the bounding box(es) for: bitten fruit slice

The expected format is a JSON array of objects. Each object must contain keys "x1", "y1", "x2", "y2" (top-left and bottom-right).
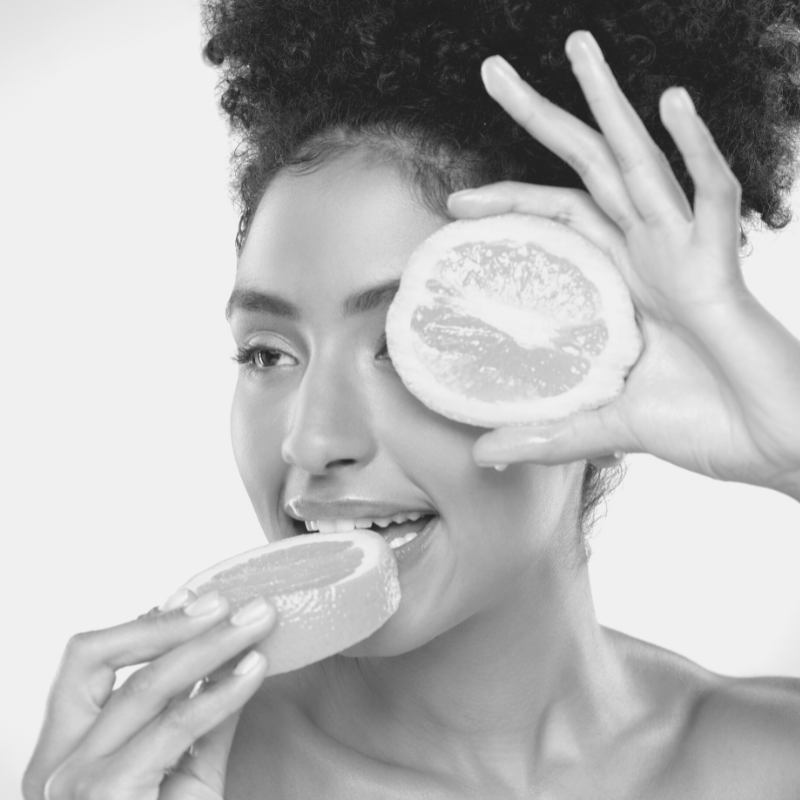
[
  {"x1": 386, "y1": 213, "x2": 642, "y2": 426},
  {"x1": 180, "y1": 530, "x2": 401, "y2": 676}
]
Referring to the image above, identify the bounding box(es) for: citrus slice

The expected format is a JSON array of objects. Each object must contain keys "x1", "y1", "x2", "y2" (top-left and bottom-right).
[
  {"x1": 180, "y1": 530, "x2": 401, "y2": 676},
  {"x1": 386, "y1": 213, "x2": 642, "y2": 426}
]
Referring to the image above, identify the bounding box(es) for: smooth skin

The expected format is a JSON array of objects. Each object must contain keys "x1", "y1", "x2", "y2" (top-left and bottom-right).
[
  {"x1": 465, "y1": 35, "x2": 800, "y2": 500},
  {"x1": 23, "y1": 591, "x2": 278, "y2": 800},
  {"x1": 23, "y1": 30, "x2": 800, "y2": 800}
]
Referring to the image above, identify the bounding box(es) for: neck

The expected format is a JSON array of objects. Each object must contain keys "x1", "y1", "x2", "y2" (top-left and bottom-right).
[{"x1": 309, "y1": 553, "x2": 640, "y2": 790}]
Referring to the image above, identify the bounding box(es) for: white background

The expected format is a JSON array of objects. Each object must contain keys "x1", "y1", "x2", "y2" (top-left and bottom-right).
[{"x1": 2, "y1": 1, "x2": 799, "y2": 796}]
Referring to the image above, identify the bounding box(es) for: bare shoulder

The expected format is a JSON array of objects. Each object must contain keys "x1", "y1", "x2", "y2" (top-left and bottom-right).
[
  {"x1": 611, "y1": 629, "x2": 800, "y2": 798},
  {"x1": 679, "y1": 672, "x2": 800, "y2": 790}
]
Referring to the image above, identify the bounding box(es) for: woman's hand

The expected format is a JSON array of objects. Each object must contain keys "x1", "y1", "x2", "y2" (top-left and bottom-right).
[
  {"x1": 22, "y1": 589, "x2": 276, "y2": 800},
  {"x1": 450, "y1": 30, "x2": 800, "y2": 501}
]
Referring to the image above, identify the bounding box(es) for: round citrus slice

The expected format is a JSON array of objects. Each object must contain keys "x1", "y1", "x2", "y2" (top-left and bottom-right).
[
  {"x1": 179, "y1": 530, "x2": 401, "y2": 676},
  {"x1": 386, "y1": 213, "x2": 642, "y2": 426}
]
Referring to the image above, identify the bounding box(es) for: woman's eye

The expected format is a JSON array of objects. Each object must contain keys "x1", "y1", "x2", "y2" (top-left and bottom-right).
[{"x1": 233, "y1": 345, "x2": 294, "y2": 370}]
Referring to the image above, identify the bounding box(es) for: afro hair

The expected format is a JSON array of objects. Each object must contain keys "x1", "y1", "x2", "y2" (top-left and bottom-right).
[
  {"x1": 202, "y1": 0, "x2": 800, "y2": 254},
  {"x1": 202, "y1": 0, "x2": 800, "y2": 547}
]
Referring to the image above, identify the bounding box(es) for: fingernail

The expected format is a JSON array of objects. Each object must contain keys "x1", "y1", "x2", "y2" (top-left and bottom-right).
[
  {"x1": 568, "y1": 31, "x2": 605, "y2": 62},
  {"x1": 676, "y1": 88, "x2": 696, "y2": 115},
  {"x1": 230, "y1": 597, "x2": 272, "y2": 627},
  {"x1": 448, "y1": 188, "x2": 479, "y2": 203},
  {"x1": 494, "y1": 464, "x2": 508, "y2": 472},
  {"x1": 488, "y1": 55, "x2": 519, "y2": 80},
  {"x1": 481, "y1": 56, "x2": 522, "y2": 96},
  {"x1": 234, "y1": 650, "x2": 266, "y2": 676},
  {"x1": 159, "y1": 587, "x2": 191, "y2": 612},
  {"x1": 184, "y1": 591, "x2": 222, "y2": 617}
]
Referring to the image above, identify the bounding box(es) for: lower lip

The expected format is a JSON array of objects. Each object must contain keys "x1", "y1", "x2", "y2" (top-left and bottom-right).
[{"x1": 388, "y1": 515, "x2": 439, "y2": 571}]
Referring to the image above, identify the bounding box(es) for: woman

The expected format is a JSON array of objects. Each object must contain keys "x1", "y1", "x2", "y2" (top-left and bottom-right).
[{"x1": 23, "y1": 1, "x2": 800, "y2": 797}]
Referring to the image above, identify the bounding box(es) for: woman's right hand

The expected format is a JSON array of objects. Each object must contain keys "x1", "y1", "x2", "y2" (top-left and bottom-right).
[{"x1": 22, "y1": 589, "x2": 277, "y2": 800}]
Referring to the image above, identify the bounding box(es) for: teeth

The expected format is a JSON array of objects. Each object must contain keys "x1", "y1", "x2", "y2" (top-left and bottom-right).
[
  {"x1": 315, "y1": 519, "x2": 358, "y2": 533},
  {"x1": 389, "y1": 532, "x2": 418, "y2": 549},
  {"x1": 301, "y1": 512, "x2": 432, "y2": 533}
]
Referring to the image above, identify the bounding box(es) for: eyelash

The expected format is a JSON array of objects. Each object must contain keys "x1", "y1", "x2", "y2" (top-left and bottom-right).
[{"x1": 233, "y1": 336, "x2": 392, "y2": 373}]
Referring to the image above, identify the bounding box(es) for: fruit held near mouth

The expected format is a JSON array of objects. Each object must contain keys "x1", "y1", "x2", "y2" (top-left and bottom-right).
[
  {"x1": 385, "y1": 213, "x2": 642, "y2": 426},
  {"x1": 179, "y1": 530, "x2": 401, "y2": 676}
]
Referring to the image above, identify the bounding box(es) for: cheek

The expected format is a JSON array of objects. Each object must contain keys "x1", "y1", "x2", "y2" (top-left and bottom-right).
[{"x1": 231, "y1": 381, "x2": 285, "y2": 504}]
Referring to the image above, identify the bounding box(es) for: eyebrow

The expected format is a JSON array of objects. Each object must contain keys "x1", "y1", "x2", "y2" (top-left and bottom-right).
[{"x1": 225, "y1": 278, "x2": 401, "y2": 321}]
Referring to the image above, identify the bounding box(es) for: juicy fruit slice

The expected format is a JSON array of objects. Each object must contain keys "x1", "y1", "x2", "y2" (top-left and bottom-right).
[
  {"x1": 386, "y1": 213, "x2": 642, "y2": 426},
  {"x1": 180, "y1": 530, "x2": 401, "y2": 676}
]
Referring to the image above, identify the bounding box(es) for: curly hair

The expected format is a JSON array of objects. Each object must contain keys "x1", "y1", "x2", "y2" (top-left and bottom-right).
[{"x1": 201, "y1": 0, "x2": 800, "y2": 543}]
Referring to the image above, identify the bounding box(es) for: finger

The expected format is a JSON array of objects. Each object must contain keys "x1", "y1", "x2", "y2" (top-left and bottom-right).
[
  {"x1": 137, "y1": 587, "x2": 195, "y2": 621},
  {"x1": 658, "y1": 87, "x2": 743, "y2": 251},
  {"x1": 44, "y1": 652, "x2": 267, "y2": 800},
  {"x1": 56, "y1": 592, "x2": 230, "y2": 710},
  {"x1": 564, "y1": 31, "x2": 693, "y2": 225},
  {"x1": 480, "y1": 55, "x2": 641, "y2": 234},
  {"x1": 25, "y1": 592, "x2": 231, "y2": 794},
  {"x1": 75, "y1": 597, "x2": 276, "y2": 760},
  {"x1": 112, "y1": 650, "x2": 268, "y2": 793},
  {"x1": 447, "y1": 183, "x2": 628, "y2": 262},
  {"x1": 472, "y1": 406, "x2": 635, "y2": 467}
]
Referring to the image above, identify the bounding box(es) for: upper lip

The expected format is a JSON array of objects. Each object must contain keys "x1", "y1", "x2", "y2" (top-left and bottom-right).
[{"x1": 284, "y1": 498, "x2": 437, "y2": 521}]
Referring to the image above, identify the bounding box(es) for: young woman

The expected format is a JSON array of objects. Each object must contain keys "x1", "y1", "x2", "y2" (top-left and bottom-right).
[{"x1": 24, "y1": 1, "x2": 800, "y2": 798}]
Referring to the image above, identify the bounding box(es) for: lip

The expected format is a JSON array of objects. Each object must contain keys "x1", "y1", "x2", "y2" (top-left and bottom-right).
[
  {"x1": 390, "y1": 513, "x2": 439, "y2": 566},
  {"x1": 284, "y1": 497, "x2": 437, "y2": 522}
]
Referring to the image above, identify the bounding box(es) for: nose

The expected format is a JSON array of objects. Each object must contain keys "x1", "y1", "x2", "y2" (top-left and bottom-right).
[{"x1": 281, "y1": 355, "x2": 377, "y2": 475}]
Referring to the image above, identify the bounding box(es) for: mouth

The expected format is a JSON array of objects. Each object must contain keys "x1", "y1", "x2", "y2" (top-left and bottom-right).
[{"x1": 290, "y1": 512, "x2": 438, "y2": 550}]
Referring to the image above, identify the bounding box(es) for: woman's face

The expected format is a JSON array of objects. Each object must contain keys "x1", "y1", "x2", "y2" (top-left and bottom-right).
[{"x1": 228, "y1": 148, "x2": 582, "y2": 655}]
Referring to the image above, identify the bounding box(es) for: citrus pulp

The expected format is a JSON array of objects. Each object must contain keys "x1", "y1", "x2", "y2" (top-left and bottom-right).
[
  {"x1": 180, "y1": 530, "x2": 401, "y2": 676},
  {"x1": 386, "y1": 213, "x2": 642, "y2": 426}
]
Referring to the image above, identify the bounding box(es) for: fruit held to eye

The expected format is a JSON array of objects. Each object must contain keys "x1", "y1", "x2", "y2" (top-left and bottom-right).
[
  {"x1": 179, "y1": 530, "x2": 400, "y2": 676},
  {"x1": 385, "y1": 213, "x2": 642, "y2": 426}
]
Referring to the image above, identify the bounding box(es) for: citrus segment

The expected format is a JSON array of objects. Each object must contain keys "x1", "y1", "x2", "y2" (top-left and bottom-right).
[
  {"x1": 180, "y1": 530, "x2": 401, "y2": 676},
  {"x1": 386, "y1": 213, "x2": 642, "y2": 426}
]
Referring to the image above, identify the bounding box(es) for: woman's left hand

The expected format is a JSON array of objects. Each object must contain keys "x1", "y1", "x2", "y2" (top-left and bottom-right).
[{"x1": 449, "y1": 31, "x2": 800, "y2": 501}]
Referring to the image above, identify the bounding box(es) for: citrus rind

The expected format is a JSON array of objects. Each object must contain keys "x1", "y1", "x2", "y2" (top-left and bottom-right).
[
  {"x1": 180, "y1": 530, "x2": 401, "y2": 676},
  {"x1": 386, "y1": 213, "x2": 642, "y2": 427}
]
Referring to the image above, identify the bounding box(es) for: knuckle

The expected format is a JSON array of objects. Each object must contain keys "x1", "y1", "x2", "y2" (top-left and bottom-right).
[
  {"x1": 22, "y1": 766, "x2": 46, "y2": 800},
  {"x1": 116, "y1": 663, "x2": 159, "y2": 700},
  {"x1": 42, "y1": 761, "x2": 77, "y2": 800},
  {"x1": 563, "y1": 149, "x2": 590, "y2": 178},
  {"x1": 63, "y1": 632, "x2": 97, "y2": 665},
  {"x1": 712, "y1": 174, "x2": 741, "y2": 199},
  {"x1": 611, "y1": 146, "x2": 643, "y2": 175},
  {"x1": 160, "y1": 696, "x2": 199, "y2": 734}
]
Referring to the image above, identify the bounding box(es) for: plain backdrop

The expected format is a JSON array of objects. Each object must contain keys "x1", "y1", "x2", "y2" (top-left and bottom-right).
[{"x1": 2, "y1": 1, "x2": 799, "y2": 796}]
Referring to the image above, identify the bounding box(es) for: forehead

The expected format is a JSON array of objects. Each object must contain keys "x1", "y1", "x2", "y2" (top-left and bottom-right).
[{"x1": 235, "y1": 151, "x2": 446, "y2": 296}]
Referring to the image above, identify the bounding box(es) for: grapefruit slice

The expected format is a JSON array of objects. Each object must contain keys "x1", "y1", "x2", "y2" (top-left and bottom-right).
[
  {"x1": 180, "y1": 530, "x2": 401, "y2": 676},
  {"x1": 386, "y1": 213, "x2": 642, "y2": 426}
]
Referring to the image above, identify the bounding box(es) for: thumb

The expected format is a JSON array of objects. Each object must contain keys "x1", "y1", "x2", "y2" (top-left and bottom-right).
[{"x1": 473, "y1": 410, "x2": 627, "y2": 467}]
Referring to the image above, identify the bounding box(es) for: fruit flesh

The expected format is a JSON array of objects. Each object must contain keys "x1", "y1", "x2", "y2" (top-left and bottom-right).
[
  {"x1": 180, "y1": 531, "x2": 402, "y2": 675},
  {"x1": 385, "y1": 214, "x2": 642, "y2": 426},
  {"x1": 190, "y1": 541, "x2": 363, "y2": 609},
  {"x1": 411, "y1": 239, "x2": 612, "y2": 401}
]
